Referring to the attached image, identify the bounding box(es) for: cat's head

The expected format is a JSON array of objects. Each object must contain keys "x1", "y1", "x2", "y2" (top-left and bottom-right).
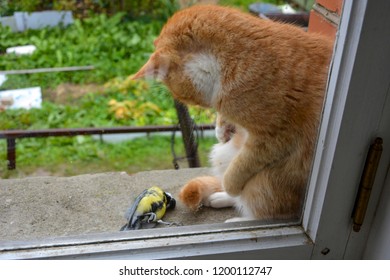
[{"x1": 132, "y1": 6, "x2": 222, "y2": 108}]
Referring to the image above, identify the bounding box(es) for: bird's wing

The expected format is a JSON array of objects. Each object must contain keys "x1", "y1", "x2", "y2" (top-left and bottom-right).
[{"x1": 124, "y1": 189, "x2": 149, "y2": 221}]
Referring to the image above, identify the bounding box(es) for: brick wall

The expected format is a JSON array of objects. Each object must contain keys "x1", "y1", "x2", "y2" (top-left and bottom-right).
[{"x1": 307, "y1": 0, "x2": 344, "y2": 41}]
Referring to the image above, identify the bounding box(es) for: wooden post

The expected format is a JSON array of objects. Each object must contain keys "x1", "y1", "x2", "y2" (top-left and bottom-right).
[
  {"x1": 7, "y1": 138, "x2": 16, "y2": 170},
  {"x1": 174, "y1": 100, "x2": 201, "y2": 168}
]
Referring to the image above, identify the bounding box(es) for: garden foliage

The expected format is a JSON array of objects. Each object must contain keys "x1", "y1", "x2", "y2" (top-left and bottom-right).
[{"x1": 0, "y1": 6, "x2": 215, "y2": 176}]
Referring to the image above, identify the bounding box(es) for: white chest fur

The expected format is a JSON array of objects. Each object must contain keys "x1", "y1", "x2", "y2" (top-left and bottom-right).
[{"x1": 184, "y1": 53, "x2": 221, "y2": 106}]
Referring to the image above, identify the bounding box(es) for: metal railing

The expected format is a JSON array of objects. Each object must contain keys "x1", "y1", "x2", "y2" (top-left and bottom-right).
[{"x1": 0, "y1": 123, "x2": 215, "y2": 170}]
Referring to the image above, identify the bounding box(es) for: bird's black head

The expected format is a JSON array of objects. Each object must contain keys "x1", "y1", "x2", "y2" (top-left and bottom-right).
[{"x1": 164, "y1": 192, "x2": 176, "y2": 210}]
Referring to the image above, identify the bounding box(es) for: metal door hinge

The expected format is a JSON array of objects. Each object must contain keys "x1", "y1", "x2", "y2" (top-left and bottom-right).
[{"x1": 352, "y1": 137, "x2": 383, "y2": 232}]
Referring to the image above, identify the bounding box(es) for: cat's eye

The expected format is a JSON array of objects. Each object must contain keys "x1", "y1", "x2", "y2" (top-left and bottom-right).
[{"x1": 1, "y1": 0, "x2": 389, "y2": 261}]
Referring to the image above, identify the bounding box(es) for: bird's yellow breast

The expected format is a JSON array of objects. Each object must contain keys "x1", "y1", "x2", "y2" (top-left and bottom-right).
[{"x1": 135, "y1": 186, "x2": 167, "y2": 221}]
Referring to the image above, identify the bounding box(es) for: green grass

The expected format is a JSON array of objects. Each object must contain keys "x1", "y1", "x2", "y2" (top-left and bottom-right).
[
  {"x1": 0, "y1": 4, "x2": 231, "y2": 178},
  {"x1": 0, "y1": 14, "x2": 161, "y2": 90},
  {"x1": 0, "y1": 135, "x2": 217, "y2": 178},
  {"x1": 220, "y1": 0, "x2": 286, "y2": 10}
]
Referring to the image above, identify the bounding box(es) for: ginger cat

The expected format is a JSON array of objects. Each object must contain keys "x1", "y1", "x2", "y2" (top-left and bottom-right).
[{"x1": 133, "y1": 5, "x2": 333, "y2": 221}]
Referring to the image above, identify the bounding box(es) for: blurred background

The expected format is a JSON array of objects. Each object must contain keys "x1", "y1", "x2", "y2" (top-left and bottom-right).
[{"x1": 0, "y1": 0, "x2": 310, "y2": 178}]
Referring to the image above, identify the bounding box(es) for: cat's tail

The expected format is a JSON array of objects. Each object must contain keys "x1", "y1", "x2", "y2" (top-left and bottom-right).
[{"x1": 178, "y1": 176, "x2": 223, "y2": 211}]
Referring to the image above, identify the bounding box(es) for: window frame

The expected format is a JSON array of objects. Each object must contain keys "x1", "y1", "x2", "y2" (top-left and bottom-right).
[
  {"x1": 304, "y1": 0, "x2": 390, "y2": 259},
  {"x1": 1, "y1": 0, "x2": 389, "y2": 260}
]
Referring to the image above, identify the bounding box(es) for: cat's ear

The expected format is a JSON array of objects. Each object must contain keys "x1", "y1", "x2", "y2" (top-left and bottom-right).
[{"x1": 132, "y1": 52, "x2": 171, "y2": 80}]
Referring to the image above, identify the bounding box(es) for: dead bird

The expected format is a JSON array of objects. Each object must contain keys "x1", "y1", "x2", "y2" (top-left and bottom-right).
[{"x1": 120, "y1": 186, "x2": 178, "y2": 230}]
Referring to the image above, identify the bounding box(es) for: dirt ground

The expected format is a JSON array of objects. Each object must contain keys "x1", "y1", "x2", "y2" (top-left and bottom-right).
[
  {"x1": 0, "y1": 168, "x2": 235, "y2": 242},
  {"x1": 44, "y1": 83, "x2": 105, "y2": 105}
]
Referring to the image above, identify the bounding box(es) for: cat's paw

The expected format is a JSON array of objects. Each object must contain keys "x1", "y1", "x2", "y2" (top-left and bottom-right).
[
  {"x1": 216, "y1": 123, "x2": 236, "y2": 143},
  {"x1": 204, "y1": 192, "x2": 235, "y2": 208}
]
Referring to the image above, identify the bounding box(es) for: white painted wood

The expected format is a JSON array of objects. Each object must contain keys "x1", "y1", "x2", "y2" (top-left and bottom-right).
[
  {"x1": 345, "y1": 83, "x2": 390, "y2": 259},
  {"x1": 363, "y1": 168, "x2": 390, "y2": 259},
  {"x1": 303, "y1": 0, "x2": 390, "y2": 259},
  {"x1": 346, "y1": 69, "x2": 390, "y2": 258},
  {"x1": 0, "y1": 223, "x2": 312, "y2": 260},
  {"x1": 302, "y1": 0, "x2": 359, "y2": 239}
]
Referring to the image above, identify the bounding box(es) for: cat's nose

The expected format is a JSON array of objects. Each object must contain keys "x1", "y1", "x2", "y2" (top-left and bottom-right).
[
  {"x1": 132, "y1": 68, "x2": 146, "y2": 80},
  {"x1": 132, "y1": 59, "x2": 152, "y2": 80}
]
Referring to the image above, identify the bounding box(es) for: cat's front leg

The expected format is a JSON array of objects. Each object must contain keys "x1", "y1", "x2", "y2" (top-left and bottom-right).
[
  {"x1": 223, "y1": 159, "x2": 251, "y2": 196},
  {"x1": 222, "y1": 137, "x2": 271, "y2": 196}
]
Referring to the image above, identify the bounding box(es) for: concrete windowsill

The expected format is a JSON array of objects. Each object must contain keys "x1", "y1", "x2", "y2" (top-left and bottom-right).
[{"x1": 0, "y1": 168, "x2": 236, "y2": 242}]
